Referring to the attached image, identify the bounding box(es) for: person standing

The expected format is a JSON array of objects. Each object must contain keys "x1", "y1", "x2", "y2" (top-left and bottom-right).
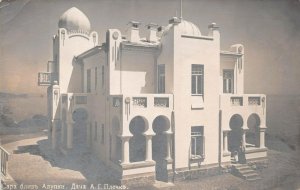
[{"x1": 238, "y1": 141, "x2": 246, "y2": 164}]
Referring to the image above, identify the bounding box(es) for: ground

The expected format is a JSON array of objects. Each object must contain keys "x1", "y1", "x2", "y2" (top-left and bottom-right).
[{"x1": 1, "y1": 120, "x2": 300, "y2": 190}]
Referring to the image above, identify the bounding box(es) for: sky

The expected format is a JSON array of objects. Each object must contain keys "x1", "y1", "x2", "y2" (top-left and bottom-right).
[{"x1": 0, "y1": 0, "x2": 300, "y2": 95}]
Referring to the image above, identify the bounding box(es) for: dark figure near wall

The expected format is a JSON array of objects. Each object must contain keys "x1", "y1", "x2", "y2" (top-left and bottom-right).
[{"x1": 238, "y1": 142, "x2": 246, "y2": 164}]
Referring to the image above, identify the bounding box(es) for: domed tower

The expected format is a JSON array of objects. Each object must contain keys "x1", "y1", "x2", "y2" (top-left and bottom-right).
[
  {"x1": 58, "y1": 7, "x2": 91, "y2": 33},
  {"x1": 52, "y1": 7, "x2": 98, "y2": 93},
  {"x1": 46, "y1": 7, "x2": 98, "y2": 149}
]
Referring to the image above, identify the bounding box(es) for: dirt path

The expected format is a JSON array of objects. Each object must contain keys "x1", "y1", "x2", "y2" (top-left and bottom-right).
[
  {"x1": 3, "y1": 136, "x2": 87, "y2": 187},
  {"x1": 2, "y1": 135, "x2": 300, "y2": 190}
]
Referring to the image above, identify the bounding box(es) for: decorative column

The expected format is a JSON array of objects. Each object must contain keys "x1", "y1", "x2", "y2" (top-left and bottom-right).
[
  {"x1": 121, "y1": 136, "x2": 131, "y2": 164},
  {"x1": 51, "y1": 120, "x2": 57, "y2": 149},
  {"x1": 145, "y1": 135, "x2": 153, "y2": 161},
  {"x1": 52, "y1": 119, "x2": 61, "y2": 149},
  {"x1": 242, "y1": 129, "x2": 246, "y2": 147},
  {"x1": 61, "y1": 121, "x2": 64, "y2": 145},
  {"x1": 111, "y1": 135, "x2": 117, "y2": 162},
  {"x1": 86, "y1": 122, "x2": 92, "y2": 148},
  {"x1": 223, "y1": 131, "x2": 229, "y2": 153},
  {"x1": 259, "y1": 128, "x2": 266, "y2": 148},
  {"x1": 164, "y1": 132, "x2": 172, "y2": 160},
  {"x1": 50, "y1": 81, "x2": 60, "y2": 149},
  {"x1": 67, "y1": 122, "x2": 74, "y2": 149}
]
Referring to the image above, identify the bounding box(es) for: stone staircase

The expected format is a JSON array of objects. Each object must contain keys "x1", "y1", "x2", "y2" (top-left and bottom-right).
[{"x1": 231, "y1": 164, "x2": 262, "y2": 181}]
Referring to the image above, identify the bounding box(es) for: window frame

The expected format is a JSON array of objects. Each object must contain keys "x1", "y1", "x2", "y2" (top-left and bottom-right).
[
  {"x1": 101, "y1": 124, "x2": 105, "y2": 144},
  {"x1": 191, "y1": 64, "x2": 204, "y2": 96},
  {"x1": 157, "y1": 64, "x2": 165, "y2": 93},
  {"x1": 223, "y1": 69, "x2": 234, "y2": 94},
  {"x1": 87, "y1": 69, "x2": 91, "y2": 93},
  {"x1": 101, "y1": 65, "x2": 105, "y2": 88},
  {"x1": 190, "y1": 126, "x2": 205, "y2": 160},
  {"x1": 95, "y1": 67, "x2": 98, "y2": 91},
  {"x1": 94, "y1": 121, "x2": 98, "y2": 141}
]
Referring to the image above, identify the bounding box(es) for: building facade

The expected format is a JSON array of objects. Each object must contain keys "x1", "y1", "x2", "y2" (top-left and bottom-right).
[{"x1": 38, "y1": 7, "x2": 267, "y2": 185}]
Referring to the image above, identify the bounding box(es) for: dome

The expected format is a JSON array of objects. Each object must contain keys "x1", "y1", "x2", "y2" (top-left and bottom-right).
[
  {"x1": 58, "y1": 7, "x2": 91, "y2": 33},
  {"x1": 177, "y1": 20, "x2": 201, "y2": 36}
]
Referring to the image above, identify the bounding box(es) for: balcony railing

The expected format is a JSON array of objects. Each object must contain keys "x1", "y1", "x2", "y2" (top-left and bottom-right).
[
  {"x1": 220, "y1": 94, "x2": 266, "y2": 109},
  {"x1": 1, "y1": 146, "x2": 9, "y2": 178},
  {"x1": 132, "y1": 97, "x2": 147, "y2": 108},
  {"x1": 60, "y1": 93, "x2": 89, "y2": 112},
  {"x1": 111, "y1": 94, "x2": 173, "y2": 115},
  {"x1": 75, "y1": 95, "x2": 88, "y2": 105},
  {"x1": 154, "y1": 97, "x2": 169, "y2": 108},
  {"x1": 38, "y1": 72, "x2": 57, "y2": 86},
  {"x1": 230, "y1": 97, "x2": 243, "y2": 106}
]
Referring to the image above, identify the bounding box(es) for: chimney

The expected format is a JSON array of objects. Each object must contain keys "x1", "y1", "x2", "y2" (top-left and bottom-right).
[
  {"x1": 157, "y1": 26, "x2": 165, "y2": 38},
  {"x1": 169, "y1": 17, "x2": 181, "y2": 24},
  {"x1": 146, "y1": 23, "x2": 158, "y2": 42},
  {"x1": 127, "y1": 21, "x2": 141, "y2": 43},
  {"x1": 208, "y1": 22, "x2": 219, "y2": 37}
]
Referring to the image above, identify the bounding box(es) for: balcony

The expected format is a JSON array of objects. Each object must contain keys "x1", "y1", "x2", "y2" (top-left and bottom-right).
[
  {"x1": 38, "y1": 72, "x2": 58, "y2": 86},
  {"x1": 220, "y1": 94, "x2": 266, "y2": 114},
  {"x1": 60, "y1": 93, "x2": 90, "y2": 114},
  {"x1": 220, "y1": 94, "x2": 266, "y2": 108},
  {"x1": 111, "y1": 94, "x2": 173, "y2": 118}
]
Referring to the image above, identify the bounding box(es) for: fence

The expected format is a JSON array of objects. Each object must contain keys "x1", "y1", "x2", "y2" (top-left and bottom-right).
[{"x1": 0, "y1": 146, "x2": 9, "y2": 178}]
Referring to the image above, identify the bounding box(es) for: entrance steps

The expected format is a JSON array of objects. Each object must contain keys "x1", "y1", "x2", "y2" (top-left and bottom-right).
[
  {"x1": 231, "y1": 164, "x2": 262, "y2": 181},
  {"x1": 152, "y1": 180, "x2": 175, "y2": 189}
]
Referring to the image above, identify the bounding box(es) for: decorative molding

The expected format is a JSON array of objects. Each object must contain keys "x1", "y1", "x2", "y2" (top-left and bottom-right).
[
  {"x1": 220, "y1": 50, "x2": 243, "y2": 57},
  {"x1": 75, "y1": 45, "x2": 103, "y2": 60},
  {"x1": 120, "y1": 160, "x2": 155, "y2": 170},
  {"x1": 121, "y1": 42, "x2": 159, "y2": 53},
  {"x1": 181, "y1": 35, "x2": 213, "y2": 40},
  {"x1": 68, "y1": 34, "x2": 90, "y2": 40}
]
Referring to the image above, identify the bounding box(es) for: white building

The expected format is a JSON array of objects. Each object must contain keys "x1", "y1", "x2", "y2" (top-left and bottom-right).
[{"x1": 38, "y1": 7, "x2": 267, "y2": 185}]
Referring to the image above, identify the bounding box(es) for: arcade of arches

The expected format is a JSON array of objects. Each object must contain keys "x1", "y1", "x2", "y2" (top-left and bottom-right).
[
  {"x1": 59, "y1": 107, "x2": 89, "y2": 150},
  {"x1": 110, "y1": 115, "x2": 172, "y2": 181},
  {"x1": 223, "y1": 113, "x2": 266, "y2": 155}
]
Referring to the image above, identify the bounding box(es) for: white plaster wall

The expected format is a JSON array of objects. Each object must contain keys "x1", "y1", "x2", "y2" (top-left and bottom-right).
[
  {"x1": 157, "y1": 28, "x2": 175, "y2": 94},
  {"x1": 81, "y1": 51, "x2": 108, "y2": 161},
  {"x1": 220, "y1": 56, "x2": 235, "y2": 94},
  {"x1": 220, "y1": 54, "x2": 245, "y2": 95},
  {"x1": 56, "y1": 29, "x2": 98, "y2": 93},
  {"x1": 169, "y1": 25, "x2": 221, "y2": 169},
  {"x1": 82, "y1": 52, "x2": 106, "y2": 94},
  {"x1": 107, "y1": 29, "x2": 122, "y2": 95},
  {"x1": 120, "y1": 50, "x2": 156, "y2": 94}
]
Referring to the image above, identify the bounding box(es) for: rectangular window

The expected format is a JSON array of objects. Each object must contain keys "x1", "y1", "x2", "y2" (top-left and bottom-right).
[
  {"x1": 109, "y1": 134, "x2": 112, "y2": 160},
  {"x1": 157, "y1": 65, "x2": 165, "y2": 93},
  {"x1": 87, "y1": 69, "x2": 91, "y2": 93},
  {"x1": 94, "y1": 122, "x2": 98, "y2": 141},
  {"x1": 101, "y1": 124, "x2": 105, "y2": 144},
  {"x1": 191, "y1": 126, "x2": 205, "y2": 159},
  {"x1": 223, "y1": 70, "x2": 234, "y2": 93},
  {"x1": 102, "y1": 65, "x2": 105, "y2": 87},
  {"x1": 95, "y1": 67, "x2": 97, "y2": 90},
  {"x1": 191, "y1": 65, "x2": 204, "y2": 95}
]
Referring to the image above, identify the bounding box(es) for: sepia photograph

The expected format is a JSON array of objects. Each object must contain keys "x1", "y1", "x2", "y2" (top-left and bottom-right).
[{"x1": 0, "y1": 0, "x2": 299, "y2": 189}]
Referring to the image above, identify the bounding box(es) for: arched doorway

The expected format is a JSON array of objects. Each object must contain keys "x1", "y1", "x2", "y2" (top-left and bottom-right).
[
  {"x1": 129, "y1": 116, "x2": 148, "y2": 162},
  {"x1": 72, "y1": 107, "x2": 88, "y2": 149},
  {"x1": 228, "y1": 114, "x2": 244, "y2": 156},
  {"x1": 152, "y1": 115, "x2": 171, "y2": 182},
  {"x1": 247, "y1": 114, "x2": 261, "y2": 147}
]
